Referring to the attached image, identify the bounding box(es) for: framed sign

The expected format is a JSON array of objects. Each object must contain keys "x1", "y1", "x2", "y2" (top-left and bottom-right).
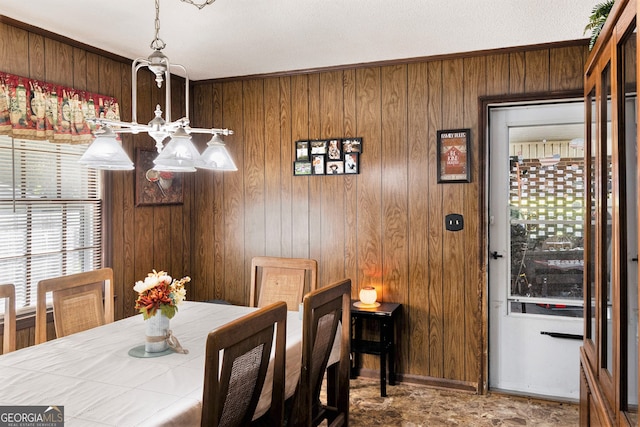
[
  {"x1": 135, "y1": 149, "x2": 184, "y2": 206},
  {"x1": 437, "y1": 129, "x2": 470, "y2": 183}
]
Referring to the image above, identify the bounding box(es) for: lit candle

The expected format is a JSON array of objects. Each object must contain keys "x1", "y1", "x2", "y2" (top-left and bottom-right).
[{"x1": 359, "y1": 286, "x2": 377, "y2": 305}]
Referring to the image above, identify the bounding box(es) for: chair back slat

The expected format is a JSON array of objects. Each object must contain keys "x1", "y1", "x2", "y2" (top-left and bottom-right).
[
  {"x1": 290, "y1": 278, "x2": 351, "y2": 427},
  {"x1": 0, "y1": 284, "x2": 16, "y2": 354},
  {"x1": 202, "y1": 301, "x2": 287, "y2": 427},
  {"x1": 35, "y1": 268, "x2": 114, "y2": 344},
  {"x1": 249, "y1": 256, "x2": 317, "y2": 311}
]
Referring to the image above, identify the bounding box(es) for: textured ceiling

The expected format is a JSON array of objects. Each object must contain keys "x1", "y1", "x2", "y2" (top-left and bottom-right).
[{"x1": 0, "y1": 0, "x2": 597, "y2": 81}]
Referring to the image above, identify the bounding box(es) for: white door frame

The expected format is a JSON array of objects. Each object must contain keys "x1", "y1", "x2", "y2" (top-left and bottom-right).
[{"x1": 486, "y1": 99, "x2": 584, "y2": 400}]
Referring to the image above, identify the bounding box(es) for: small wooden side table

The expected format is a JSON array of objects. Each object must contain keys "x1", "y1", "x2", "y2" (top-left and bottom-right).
[{"x1": 350, "y1": 300, "x2": 401, "y2": 397}]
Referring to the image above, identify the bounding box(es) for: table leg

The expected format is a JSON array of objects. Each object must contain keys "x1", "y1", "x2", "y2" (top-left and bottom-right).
[
  {"x1": 379, "y1": 322, "x2": 387, "y2": 397},
  {"x1": 351, "y1": 316, "x2": 363, "y2": 378},
  {"x1": 384, "y1": 319, "x2": 396, "y2": 386}
]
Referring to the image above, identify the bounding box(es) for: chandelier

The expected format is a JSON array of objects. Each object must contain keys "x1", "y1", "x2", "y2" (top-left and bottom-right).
[{"x1": 79, "y1": 0, "x2": 236, "y2": 172}]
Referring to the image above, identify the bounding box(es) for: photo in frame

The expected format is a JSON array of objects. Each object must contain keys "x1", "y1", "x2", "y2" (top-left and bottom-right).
[
  {"x1": 327, "y1": 139, "x2": 341, "y2": 160},
  {"x1": 136, "y1": 149, "x2": 184, "y2": 206},
  {"x1": 293, "y1": 161, "x2": 312, "y2": 175},
  {"x1": 326, "y1": 160, "x2": 344, "y2": 175},
  {"x1": 296, "y1": 140, "x2": 310, "y2": 160},
  {"x1": 344, "y1": 153, "x2": 359, "y2": 174},
  {"x1": 342, "y1": 137, "x2": 362, "y2": 154},
  {"x1": 437, "y1": 129, "x2": 470, "y2": 183},
  {"x1": 312, "y1": 154, "x2": 325, "y2": 175},
  {"x1": 310, "y1": 140, "x2": 328, "y2": 155}
]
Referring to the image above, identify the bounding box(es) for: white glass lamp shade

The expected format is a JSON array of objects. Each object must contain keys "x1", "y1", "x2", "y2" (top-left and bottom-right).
[
  {"x1": 153, "y1": 127, "x2": 199, "y2": 172},
  {"x1": 195, "y1": 134, "x2": 238, "y2": 171},
  {"x1": 79, "y1": 127, "x2": 134, "y2": 170},
  {"x1": 359, "y1": 287, "x2": 377, "y2": 305}
]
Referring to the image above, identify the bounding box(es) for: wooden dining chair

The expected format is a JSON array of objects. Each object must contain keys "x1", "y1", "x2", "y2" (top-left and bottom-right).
[
  {"x1": 249, "y1": 256, "x2": 318, "y2": 311},
  {"x1": 202, "y1": 301, "x2": 287, "y2": 427},
  {"x1": 35, "y1": 268, "x2": 114, "y2": 344},
  {"x1": 0, "y1": 284, "x2": 16, "y2": 354},
  {"x1": 289, "y1": 278, "x2": 351, "y2": 427}
]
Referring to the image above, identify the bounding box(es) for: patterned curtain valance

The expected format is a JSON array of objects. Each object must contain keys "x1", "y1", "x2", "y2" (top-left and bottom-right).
[{"x1": 0, "y1": 71, "x2": 120, "y2": 144}]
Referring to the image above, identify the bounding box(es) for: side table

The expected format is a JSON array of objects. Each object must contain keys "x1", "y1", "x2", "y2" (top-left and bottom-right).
[{"x1": 350, "y1": 300, "x2": 401, "y2": 397}]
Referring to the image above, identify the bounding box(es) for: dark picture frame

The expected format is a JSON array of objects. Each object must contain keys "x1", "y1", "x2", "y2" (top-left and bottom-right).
[
  {"x1": 344, "y1": 153, "x2": 359, "y2": 174},
  {"x1": 327, "y1": 139, "x2": 342, "y2": 160},
  {"x1": 294, "y1": 137, "x2": 362, "y2": 176},
  {"x1": 135, "y1": 148, "x2": 184, "y2": 206},
  {"x1": 342, "y1": 137, "x2": 362, "y2": 154},
  {"x1": 310, "y1": 140, "x2": 328, "y2": 155},
  {"x1": 296, "y1": 140, "x2": 310, "y2": 161},
  {"x1": 326, "y1": 160, "x2": 344, "y2": 175},
  {"x1": 293, "y1": 161, "x2": 312, "y2": 175},
  {"x1": 311, "y1": 154, "x2": 325, "y2": 175},
  {"x1": 437, "y1": 129, "x2": 470, "y2": 183}
]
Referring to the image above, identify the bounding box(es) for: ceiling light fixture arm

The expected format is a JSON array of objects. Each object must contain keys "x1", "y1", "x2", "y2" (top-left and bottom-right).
[{"x1": 179, "y1": 0, "x2": 218, "y2": 10}]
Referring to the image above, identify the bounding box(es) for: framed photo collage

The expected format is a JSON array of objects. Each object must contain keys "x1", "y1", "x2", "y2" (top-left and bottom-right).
[{"x1": 293, "y1": 137, "x2": 362, "y2": 176}]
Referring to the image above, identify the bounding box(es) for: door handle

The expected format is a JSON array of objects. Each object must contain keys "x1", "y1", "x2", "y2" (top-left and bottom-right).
[
  {"x1": 490, "y1": 251, "x2": 503, "y2": 260},
  {"x1": 541, "y1": 331, "x2": 583, "y2": 340}
]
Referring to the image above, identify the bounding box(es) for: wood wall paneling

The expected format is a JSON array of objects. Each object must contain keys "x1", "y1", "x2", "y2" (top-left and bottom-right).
[
  {"x1": 524, "y1": 49, "x2": 550, "y2": 93},
  {"x1": 380, "y1": 64, "x2": 409, "y2": 374},
  {"x1": 441, "y1": 58, "x2": 466, "y2": 382},
  {"x1": 263, "y1": 77, "x2": 283, "y2": 257},
  {"x1": 243, "y1": 78, "x2": 267, "y2": 273},
  {"x1": 427, "y1": 60, "x2": 445, "y2": 379},
  {"x1": 355, "y1": 67, "x2": 383, "y2": 301},
  {"x1": 318, "y1": 71, "x2": 346, "y2": 287},
  {"x1": 0, "y1": 19, "x2": 590, "y2": 390},
  {"x1": 463, "y1": 56, "x2": 485, "y2": 385},
  {"x1": 407, "y1": 62, "x2": 430, "y2": 376},
  {"x1": 0, "y1": 23, "x2": 29, "y2": 76},
  {"x1": 221, "y1": 80, "x2": 245, "y2": 305},
  {"x1": 289, "y1": 74, "x2": 311, "y2": 259},
  {"x1": 193, "y1": 84, "x2": 214, "y2": 302},
  {"x1": 278, "y1": 76, "x2": 293, "y2": 258},
  {"x1": 28, "y1": 33, "x2": 45, "y2": 80},
  {"x1": 342, "y1": 69, "x2": 359, "y2": 297}
]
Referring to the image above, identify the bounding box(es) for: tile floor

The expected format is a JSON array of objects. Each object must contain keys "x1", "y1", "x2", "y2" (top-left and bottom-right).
[{"x1": 348, "y1": 378, "x2": 579, "y2": 426}]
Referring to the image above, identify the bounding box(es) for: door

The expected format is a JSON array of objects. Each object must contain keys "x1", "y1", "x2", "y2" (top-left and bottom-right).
[{"x1": 488, "y1": 101, "x2": 585, "y2": 400}]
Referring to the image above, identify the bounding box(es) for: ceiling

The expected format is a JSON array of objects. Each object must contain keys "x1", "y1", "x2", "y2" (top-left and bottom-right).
[{"x1": 0, "y1": 0, "x2": 598, "y2": 81}]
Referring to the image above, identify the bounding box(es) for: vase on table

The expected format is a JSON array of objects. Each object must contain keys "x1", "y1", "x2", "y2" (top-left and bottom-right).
[{"x1": 145, "y1": 312, "x2": 170, "y2": 353}]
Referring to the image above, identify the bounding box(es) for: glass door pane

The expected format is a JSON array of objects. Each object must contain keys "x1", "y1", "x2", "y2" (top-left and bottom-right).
[
  {"x1": 508, "y1": 122, "x2": 584, "y2": 317},
  {"x1": 586, "y1": 86, "x2": 597, "y2": 344},
  {"x1": 620, "y1": 24, "x2": 638, "y2": 423},
  {"x1": 601, "y1": 62, "x2": 614, "y2": 375}
]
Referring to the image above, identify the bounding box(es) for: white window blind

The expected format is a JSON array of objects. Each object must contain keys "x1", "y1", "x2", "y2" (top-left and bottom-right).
[{"x1": 0, "y1": 135, "x2": 102, "y2": 314}]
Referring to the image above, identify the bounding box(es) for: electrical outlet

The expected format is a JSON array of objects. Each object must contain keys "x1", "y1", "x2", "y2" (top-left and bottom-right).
[{"x1": 445, "y1": 213, "x2": 463, "y2": 231}]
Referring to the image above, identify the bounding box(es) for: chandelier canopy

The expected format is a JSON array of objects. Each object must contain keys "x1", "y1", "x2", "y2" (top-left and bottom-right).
[{"x1": 80, "y1": 0, "x2": 236, "y2": 172}]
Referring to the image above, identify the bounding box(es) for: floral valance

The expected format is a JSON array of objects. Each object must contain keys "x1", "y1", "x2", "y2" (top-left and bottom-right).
[{"x1": 0, "y1": 71, "x2": 120, "y2": 144}]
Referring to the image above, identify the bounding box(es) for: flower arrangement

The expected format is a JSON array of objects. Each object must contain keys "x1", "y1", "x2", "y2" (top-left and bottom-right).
[{"x1": 134, "y1": 270, "x2": 190, "y2": 320}]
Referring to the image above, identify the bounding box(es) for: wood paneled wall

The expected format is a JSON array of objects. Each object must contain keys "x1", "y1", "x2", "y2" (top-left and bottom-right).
[
  {"x1": 189, "y1": 43, "x2": 588, "y2": 390},
  {"x1": 0, "y1": 17, "x2": 588, "y2": 390}
]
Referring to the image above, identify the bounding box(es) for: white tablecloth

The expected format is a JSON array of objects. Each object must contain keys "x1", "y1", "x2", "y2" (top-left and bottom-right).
[{"x1": 0, "y1": 301, "x2": 305, "y2": 426}]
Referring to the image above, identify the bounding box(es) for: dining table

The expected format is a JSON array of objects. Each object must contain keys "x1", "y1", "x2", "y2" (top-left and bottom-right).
[{"x1": 0, "y1": 301, "x2": 314, "y2": 426}]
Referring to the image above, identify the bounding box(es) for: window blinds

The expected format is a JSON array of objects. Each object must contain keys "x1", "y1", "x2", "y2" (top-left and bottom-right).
[{"x1": 0, "y1": 135, "x2": 102, "y2": 314}]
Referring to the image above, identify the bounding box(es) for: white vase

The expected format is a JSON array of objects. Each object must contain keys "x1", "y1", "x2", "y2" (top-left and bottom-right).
[{"x1": 145, "y1": 312, "x2": 170, "y2": 353}]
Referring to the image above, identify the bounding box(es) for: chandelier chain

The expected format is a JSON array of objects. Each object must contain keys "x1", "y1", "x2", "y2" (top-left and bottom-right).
[
  {"x1": 179, "y1": 0, "x2": 217, "y2": 10},
  {"x1": 150, "y1": 0, "x2": 166, "y2": 51}
]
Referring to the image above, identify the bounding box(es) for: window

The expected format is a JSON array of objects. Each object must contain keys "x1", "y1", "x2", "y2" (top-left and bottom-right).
[{"x1": 0, "y1": 135, "x2": 101, "y2": 314}]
